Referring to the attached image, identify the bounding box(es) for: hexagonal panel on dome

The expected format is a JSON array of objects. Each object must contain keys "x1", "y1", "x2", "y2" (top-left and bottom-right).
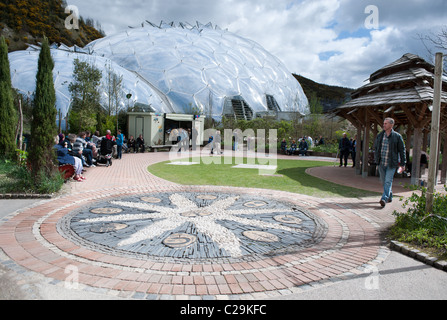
[
  {"x1": 164, "y1": 63, "x2": 207, "y2": 95},
  {"x1": 203, "y1": 67, "x2": 238, "y2": 96},
  {"x1": 136, "y1": 47, "x2": 181, "y2": 72},
  {"x1": 178, "y1": 46, "x2": 216, "y2": 69}
]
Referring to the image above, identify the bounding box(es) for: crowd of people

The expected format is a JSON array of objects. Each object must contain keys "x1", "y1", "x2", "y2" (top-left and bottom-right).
[
  {"x1": 279, "y1": 134, "x2": 358, "y2": 167},
  {"x1": 54, "y1": 128, "x2": 361, "y2": 183},
  {"x1": 281, "y1": 136, "x2": 324, "y2": 156},
  {"x1": 53, "y1": 129, "x2": 136, "y2": 182}
]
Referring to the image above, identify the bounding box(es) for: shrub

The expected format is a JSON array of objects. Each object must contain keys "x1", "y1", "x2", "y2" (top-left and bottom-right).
[
  {"x1": 390, "y1": 186, "x2": 447, "y2": 257},
  {"x1": 0, "y1": 159, "x2": 64, "y2": 195}
]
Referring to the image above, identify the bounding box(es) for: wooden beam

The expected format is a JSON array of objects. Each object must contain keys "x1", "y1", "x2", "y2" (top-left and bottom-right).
[
  {"x1": 417, "y1": 103, "x2": 429, "y2": 122},
  {"x1": 340, "y1": 111, "x2": 362, "y2": 128},
  {"x1": 349, "y1": 109, "x2": 365, "y2": 127},
  {"x1": 347, "y1": 108, "x2": 358, "y2": 115},
  {"x1": 384, "y1": 106, "x2": 395, "y2": 113},
  {"x1": 365, "y1": 107, "x2": 383, "y2": 128},
  {"x1": 401, "y1": 105, "x2": 418, "y2": 127}
]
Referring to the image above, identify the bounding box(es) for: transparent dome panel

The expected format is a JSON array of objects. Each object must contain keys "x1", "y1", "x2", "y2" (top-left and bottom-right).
[{"x1": 164, "y1": 63, "x2": 207, "y2": 95}]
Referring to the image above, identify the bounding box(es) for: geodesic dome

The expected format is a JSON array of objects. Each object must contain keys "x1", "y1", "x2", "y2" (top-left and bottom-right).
[
  {"x1": 86, "y1": 21, "x2": 309, "y2": 119},
  {"x1": 9, "y1": 49, "x2": 171, "y2": 117},
  {"x1": 9, "y1": 21, "x2": 309, "y2": 120}
]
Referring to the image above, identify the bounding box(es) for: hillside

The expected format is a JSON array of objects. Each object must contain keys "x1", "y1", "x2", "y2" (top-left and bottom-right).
[
  {"x1": 0, "y1": 0, "x2": 104, "y2": 52},
  {"x1": 293, "y1": 74, "x2": 354, "y2": 112}
]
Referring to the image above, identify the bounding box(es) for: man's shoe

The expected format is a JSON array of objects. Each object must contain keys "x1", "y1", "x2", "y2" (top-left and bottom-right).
[{"x1": 379, "y1": 199, "x2": 386, "y2": 207}]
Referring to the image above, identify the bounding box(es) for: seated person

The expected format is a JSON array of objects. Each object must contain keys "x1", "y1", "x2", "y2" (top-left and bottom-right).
[
  {"x1": 59, "y1": 133, "x2": 70, "y2": 148},
  {"x1": 280, "y1": 139, "x2": 287, "y2": 154},
  {"x1": 288, "y1": 140, "x2": 297, "y2": 155},
  {"x1": 136, "y1": 134, "x2": 145, "y2": 153},
  {"x1": 298, "y1": 138, "x2": 309, "y2": 156},
  {"x1": 208, "y1": 135, "x2": 214, "y2": 154},
  {"x1": 54, "y1": 136, "x2": 85, "y2": 182},
  {"x1": 73, "y1": 132, "x2": 95, "y2": 167},
  {"x1": 67, "y1": 133, "x2": 83, "y2": 163},
  {"x1": 91, "y1": 131, "x2": 101, "y2": 146},
  {"x1": 84, "y1": 131, "x2": 98, "y2": 158},
  {"x1": 127, "y1": 135, "x2": 136, "y2": 153}
]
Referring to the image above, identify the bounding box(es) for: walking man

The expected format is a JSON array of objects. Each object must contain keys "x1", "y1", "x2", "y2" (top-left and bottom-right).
[{"x1": 374, "y1": 118, "x2": 406, "y2": 207}]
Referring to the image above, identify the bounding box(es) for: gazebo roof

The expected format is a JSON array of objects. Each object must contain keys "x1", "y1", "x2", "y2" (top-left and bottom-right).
[
  {"x1": 369, "y1": 53, "x2": 434, "y2": 81},
  {"x1": 333, "y1": 53, "x2": 447, "y2": 129}
]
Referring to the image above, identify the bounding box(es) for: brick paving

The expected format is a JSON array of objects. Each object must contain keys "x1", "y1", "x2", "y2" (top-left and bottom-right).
[{"x1": 0, "y1": 152, "x2": 419, "y2": 300}]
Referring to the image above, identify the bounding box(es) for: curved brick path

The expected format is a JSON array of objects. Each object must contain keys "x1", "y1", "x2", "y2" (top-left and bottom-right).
[{"x1": 0, "y1": 152, "x2": 408, "y2": 299}]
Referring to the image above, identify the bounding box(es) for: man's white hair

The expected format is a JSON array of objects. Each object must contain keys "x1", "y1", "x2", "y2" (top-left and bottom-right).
[{"x1": 384, "y1": 117, "x2": 395, "y2": 125}]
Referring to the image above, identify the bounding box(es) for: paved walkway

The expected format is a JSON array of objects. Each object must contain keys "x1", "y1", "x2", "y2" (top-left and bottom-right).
[{"x1": 0, "y1": 152, "x2": 446, "y2": 300}]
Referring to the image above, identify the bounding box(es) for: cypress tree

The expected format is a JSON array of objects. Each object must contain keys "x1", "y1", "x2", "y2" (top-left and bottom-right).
[
  {"x1": 28, "y1": 37, "x2": 57, "y2": 180},
  {"x1": 0, "y1": 36, "x2": 17, "y2": 159}
]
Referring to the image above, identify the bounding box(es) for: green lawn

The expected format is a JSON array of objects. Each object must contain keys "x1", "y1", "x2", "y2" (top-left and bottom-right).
[{"x1": 148, "y1": 156, "x2": 378, "y2": 198}]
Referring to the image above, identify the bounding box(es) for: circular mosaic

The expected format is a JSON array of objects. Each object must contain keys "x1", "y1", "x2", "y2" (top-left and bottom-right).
[{"x1": 60, "y1": 192, "x2": 326, "y2": 261}]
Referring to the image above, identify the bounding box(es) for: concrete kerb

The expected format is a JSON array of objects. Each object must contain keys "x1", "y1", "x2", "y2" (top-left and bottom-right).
[{"x1": 390, "y1": 240, "x2": 447, "y2": 272}]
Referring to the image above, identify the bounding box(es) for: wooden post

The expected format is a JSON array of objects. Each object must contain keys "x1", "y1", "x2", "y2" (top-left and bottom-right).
[
  {"x1": 405, "y1": 126, "x2": 413, "y2": 157},
  {"x1": 362, "y1": 111, "x2": 371, "y2": 178},
  {"x1": 426, "y1": 52, "x2": 443, "y2": 213},
  {"x1": 411, "y1": 127, "x2": 423, "y2": 186},
  {"x1": 356, "y1": 125, "x2": 362, "y2": 175}
]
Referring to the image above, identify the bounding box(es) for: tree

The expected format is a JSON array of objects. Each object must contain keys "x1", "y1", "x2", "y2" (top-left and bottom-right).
[
  {"x1": 419, "y1": 27, "x2": 447, "y2": 75},
  {"x1": 68, "y1": 58, "x2": 102, "y2": 133},
  {"x1": 28, "y1": 37, "x2": 57, "y2": 180},
  {"x1": 0, "y1": 36, "x2": 17, "y2": 159},
  {"x1": 103, "y1": 62, "x2": 123, "y2": 116},
  {"x1": 103, "y1": 62, "x2": 123, "y2": 134}
]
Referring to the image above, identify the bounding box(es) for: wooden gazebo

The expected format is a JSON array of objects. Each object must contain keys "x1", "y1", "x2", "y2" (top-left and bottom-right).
[{"x1": 332, "y1": 53, "x2": 447, "y2": 185}]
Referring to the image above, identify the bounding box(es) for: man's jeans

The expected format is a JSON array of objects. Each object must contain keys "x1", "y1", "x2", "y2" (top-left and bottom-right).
[{"x1": 378, "y1": 165, "x2": 396, "y2": 202}]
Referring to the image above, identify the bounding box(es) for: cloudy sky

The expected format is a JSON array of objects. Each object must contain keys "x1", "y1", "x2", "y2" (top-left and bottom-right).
[{"x1": 66, "y1": 0, "x2": 446, "y2": 88}]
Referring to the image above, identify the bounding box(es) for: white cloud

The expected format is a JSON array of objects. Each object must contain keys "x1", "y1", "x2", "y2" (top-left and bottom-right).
[{"x1": 65, "y1": 0, "x2": 446, "y2": 88}]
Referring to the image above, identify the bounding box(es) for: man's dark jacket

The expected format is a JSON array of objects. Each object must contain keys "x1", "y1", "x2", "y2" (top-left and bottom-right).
[{"x1": 374, "y1": 130, "x2": 406, "y2": 168}]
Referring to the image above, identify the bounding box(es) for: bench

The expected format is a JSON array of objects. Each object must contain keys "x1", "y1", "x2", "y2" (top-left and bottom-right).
[{"x1": 148, "y1": 145, "x2": 174, "y2": 152}]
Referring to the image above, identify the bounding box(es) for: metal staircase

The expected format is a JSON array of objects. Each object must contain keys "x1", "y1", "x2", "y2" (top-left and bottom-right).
[
  {"x1": 224, "y1": 96, "x2": 253, "y2": 121},
  {"x1": 266, "y1": 95, "x2": 281, "y2": 112}
]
